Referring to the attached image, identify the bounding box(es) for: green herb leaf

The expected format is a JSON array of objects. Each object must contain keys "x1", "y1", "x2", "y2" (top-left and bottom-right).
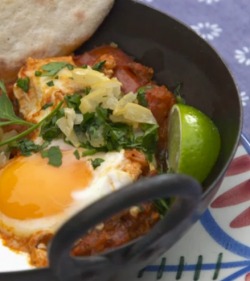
[
  {"x1": 67, "y1": 64, "x2": 75, "y2": 70},
  {"x1": 174, "y1": 82, "x2": 183, "y2": 96},
  {"x1": 10, "y1": 138, "x2": 38, "y2": 157},
  {"x1": 46, "y1": 81, "x2": 54, "y2": 87},
  {"x1": 137, "y1": 86, "x2": 152, "y2": 107},
  {"x1": 74, "y1": 150, "x2": 80, "y2": 160},
  {"x1": 96, "y1": 106, "x2": 108, "y2": 120},
  {"x1": 0, "y1": 80, "x2": 7, "y2": 95},
  {"x1": 81, "y1": 65, "x2": 88, "y2": 69},
  {"x1": 141, "y1": 124, "x2": 159, "y2": 154},
  {"x1": 65, "y1": 93, "x2": 82, "y2": 109},
  {"x1": 174, "y1": 82, "x2": 185, "y2": 104},
  {"x1": 82, "y1": 112, "x2": 95, "y2": 124},
  {"x1": 40, "y1": 109, "x2": 64, "y2": 141},
  {"x1": 110, "y1": 42, "x2": 118, "y2": 48},
  {"x1": 176, "y1": 95, "x2": 185, "y2": 104},
  {"x1": 153, "y1": 198, "x2": 171, "y2": 218},
  {"x1": 0, "y1": 81, "x2": 32, "y2": 126},
  {"x1": 0, "y1": 101, "x2": 63, "y2": 148},
  {"x1": 92, "y1": 61, "x2": 106, "y2": 72},
  {"x1": 90, "y1": 158, "x2": 104, "y2": 169},
  {"x1": 17, "y1": 77, "x2": 30, "y2": 93},
  {"x1": 41, "y1": 146, "x2": 62, "y2": 167},
  {"x1": 42, "y1": 102, "x2": 53, "y2": 110},
  {"x1": 41, "y1": 62, "x2": 74, "y2": 77},
  {"x1": 35, "y1": 70, "x2": 42, "y2": 77},
  {"x1": 9, "y1": 138, "x2": 50, "y2": 157},
  {"x1": 85, "y1": 87, "x2": 91, "y2": 95},
  {"x1": 82, "y1": 149, "x2": 97, "y2": 157}
]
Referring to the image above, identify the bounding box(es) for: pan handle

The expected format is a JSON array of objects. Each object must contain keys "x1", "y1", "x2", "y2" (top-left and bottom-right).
[{"x1": 48, "y1": 174, "x2": 202, "y2": 281}]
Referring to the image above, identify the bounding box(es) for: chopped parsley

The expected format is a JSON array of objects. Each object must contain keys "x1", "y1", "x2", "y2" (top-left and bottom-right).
[
  {"x1": 74, "y1": 150, "x2": 80, "y2": 160},
  {"x1": 41, "y1": 146, "x2": 62, "y2": 167},
  {"x1": 41, "y1": 62, "x2": 74, "y2": 77},
  {"x1": 137, "y1": 86, "x2": 153, "y2": 107},
  {"x1": 46, "y1": 81, "x2": 54, "y2": 87},
  {"x1": 92, "y1": 60, "x2": 106, "y2": 72},
  {"x1": 90, "y1": 158, "x2": 104, "y2": 169},
  {"x1": 0, "y1": 81, "x2": 63, "y2": 148},
  {"x1": 35, "y1": 70, "x2": 42, "y2": 77},
  {"x1": 82, "y1": 149, "x2": 97, "y2": 157},
  {"x1": 66, "y1": 64, "x2": 75, "y2": 70},
  {"x1": 85, "y1": 87, "x2": 91, "y2": 95},
  {"x1": 154, "y1": 198, "x2": 171, "y2": 218},
  {"x1": 39, "y1": 108, "x2": 64, "y2": 141},
  {"x1": 17, "y1": 77, "x2": 30, "y2": 93},
  {"x1": 9, "y1": 138, "x2": 50, "y2": 157},
  {"x1": 65, "y1": 93, "x2": 82, "y2": 110},
  {"x1": 174, "y1": 82, "x2": 185, "y2": 104},
  {"x1": 0, "y1": 81, "x2": 31, "y2": 127},
  {"x1": 42, "y1": 102, "x2": 53, "y2": 110},
  {"x1": 110, "y1": 42, "x2": 118, "y2": 48}
]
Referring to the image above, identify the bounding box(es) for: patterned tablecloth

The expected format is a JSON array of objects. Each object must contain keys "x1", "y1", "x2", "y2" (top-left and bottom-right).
[{"x1": 138, "y1": 0, "x2": 250, "y2": 137}]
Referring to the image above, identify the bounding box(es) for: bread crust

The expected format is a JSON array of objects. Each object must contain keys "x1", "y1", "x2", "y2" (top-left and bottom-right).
[{"x1": 0, "y1": 0, "x2": 114, "y2": 82}]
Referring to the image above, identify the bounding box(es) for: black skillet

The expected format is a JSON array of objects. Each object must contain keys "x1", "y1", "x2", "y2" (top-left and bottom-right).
[{"x1": 0, "y1": 0, "x2": 242, "y2": 280}]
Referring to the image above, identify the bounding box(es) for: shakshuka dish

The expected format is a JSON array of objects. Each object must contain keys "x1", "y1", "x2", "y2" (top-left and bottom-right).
[{"x1": 0, "y1": 44, "x2": 220, "y2": 268}]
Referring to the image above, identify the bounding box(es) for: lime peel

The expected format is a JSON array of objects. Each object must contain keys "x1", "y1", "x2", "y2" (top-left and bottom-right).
[{"x1": 168, "y1": 104, "x2": 221, "y2": 183}]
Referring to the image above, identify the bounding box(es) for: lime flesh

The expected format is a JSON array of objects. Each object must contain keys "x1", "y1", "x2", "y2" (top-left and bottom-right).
[{"x1": 168, "y1": 104, "x2": 221, "y2": 183}]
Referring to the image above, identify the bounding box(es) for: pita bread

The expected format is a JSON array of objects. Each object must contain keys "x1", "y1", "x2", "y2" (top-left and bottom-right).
[{"x1": 0, "y1": 0, "x2": 114, "y2": 83}]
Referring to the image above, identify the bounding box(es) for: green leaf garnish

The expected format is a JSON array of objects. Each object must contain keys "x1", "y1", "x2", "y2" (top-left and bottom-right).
[
  {"x1": 35, "y1": 70, "x2": 42, "y2": 77},
  {"x1": 137, "y1": 86, "x2": 152, "y2": 107},
  {"x1": 42, "y1": 102, "x2": 54, "y2": 110},
  {"x1": 17, "y1": 77, "x2": 30, "y2": 93},
  {"x1": 85, "y1": 87, "x2": 91, "y2": 95},
  {"x1": 154, "y1": 198, "x2": 171, "y2": 218},
  {"x1": 40, "y1": 108, "x2": 64, "y2": 141},
  {"x1": 0, "y1": 80, "x2": 33, "y2": 128},
  {"x1": 41, "y1": 62, "x2": 74, "y2": 77},
  {"x1": 9, "y1": 138, "x2": 50, "y2": 157},
  {"x1": 141, "y1": 123, "x2": 159, "y2": 154},
  {"x1": 82, "y1": 149, "x2": 97, "y2": 157},
  {"x1": 74, "y1": 150, "x2": 80, "y2": 160},
  {"x1": 65, "y1": 93, "x2": 82, "y2": 110},
  {"x1": 110, "y1": 42, "x2": 118, "y2": 48},
  {"x1": 41, "y1": 146, "x2": 62, "y2": 167},
  {"x1": 66, "y1": 64, "x2": 75, "y2": 70},
  {"x1": 46, "y1": 81, "x2": 54, "y2": 87},
  {"x1": 92, "y1": 61, "x2": 106, "y2": 72},
  {"x1": 90, "y1": 158, "x2": 104, "y2": 169},
  {"x1": 0, "y1": 85, "x2": 63, "y2": 148},
  {"x1": 174, "y1": 82, "x2": 185, "y2": 104}
]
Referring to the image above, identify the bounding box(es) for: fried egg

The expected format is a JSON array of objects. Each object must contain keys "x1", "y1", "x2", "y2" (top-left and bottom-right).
[
  {"x1": 2, "y1": 56, "x2": 143, "y2": 241},
  {"x1": 13, "y1": 56, "x2": 81, "y2": 123},
  {"x1": 0, "y1": 140, "x2": 141, "y2": 239}
]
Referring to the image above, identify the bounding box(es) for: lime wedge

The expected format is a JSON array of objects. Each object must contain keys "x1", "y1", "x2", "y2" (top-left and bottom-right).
[{"x1": 168, "y1": 104, "x2": 221, "y2": 183}]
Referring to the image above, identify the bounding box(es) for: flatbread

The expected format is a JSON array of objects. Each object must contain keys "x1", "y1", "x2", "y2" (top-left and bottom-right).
[{"x1": 0, "y1": 0, "x2": 114, "y2": 83}]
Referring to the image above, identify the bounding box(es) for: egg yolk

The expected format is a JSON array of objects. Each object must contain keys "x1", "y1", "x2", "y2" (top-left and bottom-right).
[{"x1": 0, "y1": 152, "x2": 93, "y2": 220}]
